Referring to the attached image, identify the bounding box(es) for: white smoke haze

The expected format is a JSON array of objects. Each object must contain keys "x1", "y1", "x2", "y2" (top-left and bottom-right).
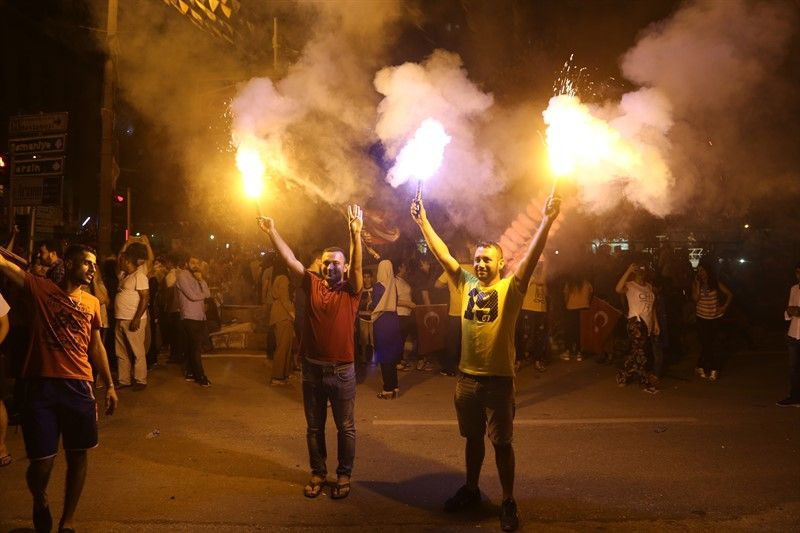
[
  {"x1": 96, "y1": 0, "x2": 798, "y2": 247},
  {"x1": 619, "y1": 0, "x2": 799, "y2": 217},
  {"x1": 374, "y1": 50, "x2": 499, "y2": 227},
  {"x1": 230, "y1": 1, "x2": 405, "y2": 208}
]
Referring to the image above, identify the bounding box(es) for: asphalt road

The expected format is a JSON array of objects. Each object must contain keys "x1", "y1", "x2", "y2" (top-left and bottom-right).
[{"x1": 1, "y1": 348, "x2": 799, "y2": 532}]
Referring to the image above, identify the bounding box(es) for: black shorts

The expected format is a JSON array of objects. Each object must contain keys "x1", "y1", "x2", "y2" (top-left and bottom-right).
[
  {"x1": 18, "y1": 378, "x2": 98, "y2": 460},
  {"x1": 454, "y1": 373, "x2": 515, "y2": 445}
]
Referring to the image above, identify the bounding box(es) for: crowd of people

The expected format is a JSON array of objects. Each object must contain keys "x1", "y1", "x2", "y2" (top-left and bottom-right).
[{"x1": 1, "y1": 193, "x2": 799, "y2": 533}]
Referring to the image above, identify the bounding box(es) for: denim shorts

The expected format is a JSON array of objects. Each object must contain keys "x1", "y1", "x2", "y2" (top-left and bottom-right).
[
  {"x1": 454, "y1": 373, "x2": 515, "y2": 445},
  {"x1": 18, "y1": 378, "x2": 98, "y2": 460}
]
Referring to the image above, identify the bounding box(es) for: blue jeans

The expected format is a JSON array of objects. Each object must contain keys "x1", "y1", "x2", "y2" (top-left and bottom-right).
[{"x1": 302, "y1": 360, "x2": 356, "y2": 477}]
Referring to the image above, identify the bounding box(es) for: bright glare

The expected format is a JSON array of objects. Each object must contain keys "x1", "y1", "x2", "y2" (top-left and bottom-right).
[
  {"x1": 387, "y1": 118, "x2": 451, "y2": 187},
  {"x1": 543, "y1": 94, "x2": 640, "y2": 178},
  {"x1": 236, "y1": 145, "x2": 265, "y2": 198},
  {"x1": 739, "y1": 258, "x2": 746, "y2": 264},
  {"x1": 210, "y1": 234, "x2": 215, "y2": 240},
  {"x1": 744, "y1": 224, "x2": 750, "y2": 229}
]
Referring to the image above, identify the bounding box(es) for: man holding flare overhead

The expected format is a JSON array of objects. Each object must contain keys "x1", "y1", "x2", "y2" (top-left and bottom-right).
[
  {"x1": 257, "y1": 205, "x2": 363, "y2": 500},
  {"x1": 411, "y1": 191, "x2": 560, "y2": 532}
]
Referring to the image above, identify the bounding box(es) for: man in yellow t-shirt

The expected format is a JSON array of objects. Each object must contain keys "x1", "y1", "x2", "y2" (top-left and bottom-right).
[{"x1": 411, "y1": 194, "x2": 560, "y2": 532}]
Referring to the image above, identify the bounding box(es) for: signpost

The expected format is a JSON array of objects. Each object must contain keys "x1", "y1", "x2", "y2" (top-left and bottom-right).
[
  {"x1": 7, "y1": 112, "x2": 68, "y2": 256},
  {"x1": 9, "y1": 134, "x2": 67, "y2": 156}
]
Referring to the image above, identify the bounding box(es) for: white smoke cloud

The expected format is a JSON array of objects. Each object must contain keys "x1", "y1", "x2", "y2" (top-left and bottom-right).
[
  {"x1": 230, "y1": 1, "x2": 404, "y2": 207},
  {"x1": 374, "y1": 50, "x2": 498, "y2": 227},
  {"x1": 619, "y1": 0, "x2": 798, "y2": 216}
]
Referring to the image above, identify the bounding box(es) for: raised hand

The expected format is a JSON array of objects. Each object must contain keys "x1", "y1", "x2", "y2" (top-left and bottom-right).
[
  {"x1": 543, "y1": 195, "x2": 561, "y2": 221},
  {"x1": 348, "y1": 204, "x2": 363, "y2": 234},
  {"x1": 410, "y1": 195, "x2": 427, "y2": 224},
  {"x1": 256, "y1": 216, "x2": 275, "y2": 234}
]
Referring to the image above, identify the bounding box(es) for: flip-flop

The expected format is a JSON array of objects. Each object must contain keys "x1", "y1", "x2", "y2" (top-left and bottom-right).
[
  {"x1": 303, "y1": 478, "x2": 325, "y2": 498},
  {"x1": 331, "y1": 480, "x2": 351, "y2": 499},
  {"x1": 0, "y1": 454, "x2": 11, "y2": 467}
]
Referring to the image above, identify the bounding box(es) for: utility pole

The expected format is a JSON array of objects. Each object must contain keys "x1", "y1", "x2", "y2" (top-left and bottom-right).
[
  {"x1": 273, "y1": 17, "x2": 279, "y2": 73},
  {"x1": 98, "y1": 0, "x2": 118, "y2": 256}
]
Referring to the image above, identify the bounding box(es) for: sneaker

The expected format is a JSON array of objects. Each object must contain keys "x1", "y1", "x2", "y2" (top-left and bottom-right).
[
  {"x1": 576, "y1": 353, "x2": 583, "y2": 362},
  {"x1": 443, "y1": 485, "x2": 481, "y2": 513},
  {"x1": 534, "y1": 360, "x2": 547, "y2": 372},
  {"x1": 416, "y1": 359, "x2": 426, "y2": 370},
  {"x1": 643, "y1": 386, "x2": 659, "y2": 394},
  {"x1": 695, "y1": 367, "x2": 707, "y2": 379},
  {"x1": 422, "y1": 361, "x2": 434, "y2": 372},
  {"x1": 500, "y1": 498, "x2": 519, "y2": 531},
  {"x1": 184, "y1": 373, "x2": 195, "y2": 382},
  {"x1": 560, "y1": 352, "x2": 570, "y2": 361},
  {"x1": 439, "y1": 370, "x2": 456, "y2": 377},
  {"x1": 196, "y1": 377, "x2": 211, "y2": 387},
  {"x1": 399, "y1": 361, "x2": 413, "y2": 372},
  {"x1": 776, "y1": 397, "x2": 800, "y2": 407},
  {"x1": 708, "y1": 370, "x2": 718, "y2": 381}
]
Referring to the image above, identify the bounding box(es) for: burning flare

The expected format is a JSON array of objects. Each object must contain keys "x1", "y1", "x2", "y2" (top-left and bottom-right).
[
  {"x1": 236, "y1": 143, "x2": 265, "y2": 199},
  {"x1": 543, "y1": 94, "x2": 641, "y2": 178},
  {"x1": 387, "y1": 118, "x2": 452, "y2": 188}
]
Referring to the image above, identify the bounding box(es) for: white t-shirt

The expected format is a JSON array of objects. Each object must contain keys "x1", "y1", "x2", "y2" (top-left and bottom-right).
[
  {"x1": 625, "y1": 281, "x2": 655, "y2": 332},
  {"x1": 0, "y1": 292, "x2": 10, "y2": 318},
  {"x1": 115, "y1": 266, "x2": 149, "y2": 320},
  {"x1": 395, "y1": 276, "x2": 412, "y2": 317}
]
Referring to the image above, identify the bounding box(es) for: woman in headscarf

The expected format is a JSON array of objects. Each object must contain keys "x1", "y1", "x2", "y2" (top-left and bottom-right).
[{"x1": 371, "y1": 260, "x2": 404, "y2": 399}]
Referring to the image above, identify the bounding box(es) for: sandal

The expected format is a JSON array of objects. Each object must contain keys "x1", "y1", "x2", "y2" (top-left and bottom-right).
[
  {"x1": 0, "y1": 454, "x2": 11, "y2": 467},
  {"x1": 331, "y1": 479, "x2": 351, "y2": 499},
  {"x1": 303, "y1": 477, "x2": 325, "y2": 498},
  {"x1": 377, "y1": 389, "x2": 398, "y2": 400}
]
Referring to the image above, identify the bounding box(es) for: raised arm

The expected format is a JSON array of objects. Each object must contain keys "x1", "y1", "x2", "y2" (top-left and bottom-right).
[
  {"x1": 175, "y1": 270, "x2": 211, "y2": 302},
  {"x1": 411, "y1": 196, "x2": 460, "y2": 286},
  {"x1": 348, "y1": 204, "x2": 363, "y2": 293},
  {"x1": 139, "y1": 235, "x2": 155, "y2": 274},
  {"x1": 257, "y1": 217, "x2": 305, "y2": 281},
  {"x1": 514, "y1": 196, "x2": 561, "y2": 289},
  {"x1": 0, "y1": 254, "x2": 26, "y2": 288},
  {"x1": 4, "y1": 225, "x2": 18, "y2": 251},
  {"x1": 616, "y1": 263, "x2": 637, "y2": 294}
]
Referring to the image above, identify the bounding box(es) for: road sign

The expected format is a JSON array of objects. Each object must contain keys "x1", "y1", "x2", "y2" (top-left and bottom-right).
[
  {"x1": 9, "y1": 134, "x2": 67, "y2": 156},
  {"x1": 10, "y1": 157, "x2": 65, "y2": 177},
  {"x1": 12, "y1": 176, "x2": 63, "y2": 207},
  {"x1": 8, "y1": 112, "x2": 68, "y2": 137}
]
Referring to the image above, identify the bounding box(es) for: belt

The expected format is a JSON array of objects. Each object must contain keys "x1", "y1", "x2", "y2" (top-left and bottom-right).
[
  {"x1": 305, "y1": 358, "x2": 354, "y2": 368},
  {"x1": 459, "y1": 372, "x2": 512, "y2": 382}
]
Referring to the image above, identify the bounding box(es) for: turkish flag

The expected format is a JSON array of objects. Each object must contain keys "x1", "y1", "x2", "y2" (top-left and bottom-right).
[
  {"x1": 580, "y1": 297, "x2": 622, "y2": 354},
  {"x1": 414, "y1": 304, "x2": 448, "y2": 355}
]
